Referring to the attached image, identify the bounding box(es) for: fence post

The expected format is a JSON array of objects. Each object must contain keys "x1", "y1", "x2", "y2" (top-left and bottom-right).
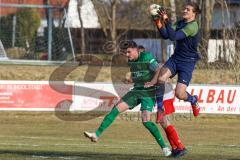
[
  {"x1": 48, "y1": 8, "x2": 53, "y2": 61},
  {"x1": 12, "y1": 15, "x2": 16, "y2": 47}
]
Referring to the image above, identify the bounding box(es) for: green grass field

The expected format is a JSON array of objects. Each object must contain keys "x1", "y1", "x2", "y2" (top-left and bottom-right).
[
  {"x1": 0, "y1": 64, "x2": 239, "y2": 159},
  {"x1": 0, "y1": 112, "x2": 239, "y2": 160}
]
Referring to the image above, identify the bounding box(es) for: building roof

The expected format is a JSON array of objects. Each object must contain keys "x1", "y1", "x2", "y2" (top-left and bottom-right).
[
  {"x1": 0, "y1": 0, "x2": 69, "y2": 6},
  {"x1": 0, "y1": 0, "x2": 69, "y2": 17}
]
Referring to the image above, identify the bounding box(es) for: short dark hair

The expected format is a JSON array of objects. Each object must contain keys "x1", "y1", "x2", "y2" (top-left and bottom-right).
[
  {"x1": 185, "y1": 2, "x2": 201, "y2": 15},
  {"x1": 138, "y1": 45, "x2": 145, "y2": 50},
  {"x1": 121, "y1": 40, "x2": 138, "y2": 49}
]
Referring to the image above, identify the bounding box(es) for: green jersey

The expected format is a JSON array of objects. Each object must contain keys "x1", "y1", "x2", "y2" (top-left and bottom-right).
[{"x1": 128, "y1": 52, "x2": 159, "y2": 88}]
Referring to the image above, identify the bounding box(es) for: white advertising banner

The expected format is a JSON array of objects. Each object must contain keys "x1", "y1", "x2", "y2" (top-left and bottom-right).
[
  {"x1": 72, "y1": 83, "x2": 240, "y2": 115},
  {"x1": 0, "y1": 81, "x2": 239, "y2": 114},
  {"x1": 0, "y1": 81, "x2": 73, "y2": 111},
  {"x1": 71, "y1": 83, "x2": 131, "y2": 111},
  {"x1": 174, "y1": 85, "x2": 239, "y2": 114}
]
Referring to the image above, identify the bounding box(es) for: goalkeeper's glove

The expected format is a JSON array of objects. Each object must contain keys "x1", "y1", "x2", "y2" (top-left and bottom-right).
[
  {"x1": 154, "y1": 18, "x2": 163, "y2": 29},
  {"x1": 157, "y1": 8, "x2": 169, "y2": 23},
  {"x1": 152, "y1": 14, "x2": 163, "y2": 29}
]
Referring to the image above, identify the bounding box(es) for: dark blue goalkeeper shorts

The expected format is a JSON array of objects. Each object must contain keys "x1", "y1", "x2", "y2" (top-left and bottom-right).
[{"x1": 163, "y1": 56, "x2": 196, "y2": 86}]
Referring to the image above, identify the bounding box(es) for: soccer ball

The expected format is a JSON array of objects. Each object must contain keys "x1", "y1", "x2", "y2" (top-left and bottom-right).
[{"x1": 149, "y1": 4, "x2": 161, "y2": 19}]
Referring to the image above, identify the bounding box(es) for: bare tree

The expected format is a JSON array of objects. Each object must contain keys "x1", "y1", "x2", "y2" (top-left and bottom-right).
[
  {"x1": 170, "y1": 0, "x2": 176, "y2": 23},
  {"x1": 92, "y1": 0, "x2": 118, "y2": 54},
  {"x1": 199, "y1": 0, "x2": 215, "y2": 62},
  {"x1": 110, "y1": 0, "x2": 117, "y2": 54},
  {"x1": 61, "y1": 0, "x2": 70, "y2": 28},
  {"x1": 77, "y1": 0, "x2": 85, "y2": 54},
  {"x1": 220, "y1": 0, "x2": 226, "y2": 62}
]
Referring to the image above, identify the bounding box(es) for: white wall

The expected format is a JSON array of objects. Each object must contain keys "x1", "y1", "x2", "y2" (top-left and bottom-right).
[
  {"x1": 207, "y1": 39, "x2": 235, "y2": 62},
  {"x1": 65, "y1": 0, "x2": 100, "y2": 28}
]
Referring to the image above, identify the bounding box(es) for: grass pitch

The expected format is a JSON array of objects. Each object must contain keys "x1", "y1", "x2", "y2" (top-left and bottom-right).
[
  {"x1": 0, "y1": 64, "x2": 239, "y2": 84},
  {"x1": 0, "y1": 112, "x2": 239, "y2": 160}
]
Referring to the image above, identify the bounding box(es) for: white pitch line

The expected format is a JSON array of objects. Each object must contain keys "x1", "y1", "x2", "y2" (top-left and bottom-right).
[
  {"x1": 31, "y1": 155, "x2": 79, "y2": 160},
  {"x1": 0, "y1": 135, "x2": 157, "y2": 145},
  {"x1": 1, "y1": 142, "x2": 239, "y2": 151},
  {"x1": 0, "y1": 142, "x2": 158, "y2": 150},
  {"x1": 0, "y1": 135, "x2": 79, "y2": 141},
  {"x1": 194, "y1": 143, "x2": 240, "y2": 148},
  {"x1": 0, "y1": 136, "x2": 239, "y2": 149}
]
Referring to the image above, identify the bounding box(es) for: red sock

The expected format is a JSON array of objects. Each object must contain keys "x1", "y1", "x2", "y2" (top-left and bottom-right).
[
  {"x1": 166, "y1": 132, "x2": 177, "y2": 149},
  {"x1": 165, "y1": 125, "x2": 184, "y2": 150}
]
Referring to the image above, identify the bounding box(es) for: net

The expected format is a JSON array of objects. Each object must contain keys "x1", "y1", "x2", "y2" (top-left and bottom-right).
[{"x1": 0, "y1": 4, "x2": 74, "y2": 61}]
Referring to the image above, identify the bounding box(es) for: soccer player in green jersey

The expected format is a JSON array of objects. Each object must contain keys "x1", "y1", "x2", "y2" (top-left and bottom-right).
[{"x1": 84, "y1": 40, "x2": 171, "y2": 157}]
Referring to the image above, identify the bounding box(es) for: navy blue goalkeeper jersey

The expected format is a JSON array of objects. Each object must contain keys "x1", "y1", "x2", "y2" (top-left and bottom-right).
[
  {"x1": 174, "y1": 20, "x2": 200, "y2": 61},
  {"x1": 159, "y1": 20, "x2": 201, "y2": 62}
]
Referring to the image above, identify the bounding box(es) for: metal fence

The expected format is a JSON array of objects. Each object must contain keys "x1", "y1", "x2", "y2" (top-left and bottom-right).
[{"x1": 0, "y1": 3, "x2": 75, "y2": 62}]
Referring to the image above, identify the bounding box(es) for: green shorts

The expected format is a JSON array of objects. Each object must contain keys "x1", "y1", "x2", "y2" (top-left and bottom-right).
[{"x1": 121, "y1": 87, "x2": 156, "y2": 112}]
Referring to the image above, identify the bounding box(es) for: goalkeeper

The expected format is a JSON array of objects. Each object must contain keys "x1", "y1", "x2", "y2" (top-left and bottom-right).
[
  {"x1": 84, "y1": 40, "x2": 171, "y2": 157},
  {"x1": 147, "y1": 2, "x2": 201, "y2": 118}
]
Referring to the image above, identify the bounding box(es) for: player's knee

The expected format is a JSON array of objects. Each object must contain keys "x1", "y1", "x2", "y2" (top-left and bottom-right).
[
  {"x1": 175, "y1": 90, "x2": 186, "y2": 100},
  {"x1": 142, "y1": 115, "x2": 150, "y2": 123},
  {"x1": 159, "y1": 120, "x2": 166, "y2": 128},
  {"x1": 116, "y1": 102, "x2": 129, "y2": 113},
  {"x1": 159, "y1": 117, "x2": 169, "y2": 129},
  {"x1": 157, "y1": 77, "x2": 166, "y2": 84},
  {"x1": 141, "y1": 110, "x2": 151, "y2": 122}
]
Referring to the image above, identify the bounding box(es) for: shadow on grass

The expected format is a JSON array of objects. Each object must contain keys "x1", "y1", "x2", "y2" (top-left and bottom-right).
[
  {"x1": 189, "y1": 153, "x2": 240, "y2": 160},
  {"x1": 0, "y1": 150, "x2": 160, "y2": 160},
  {"x1": 0, "y1": 150, "x2": 239, "y2": 160}
]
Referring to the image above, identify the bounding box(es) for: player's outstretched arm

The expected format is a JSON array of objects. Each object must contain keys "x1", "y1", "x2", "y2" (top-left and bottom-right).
[
  {"x1": 144, "y1": 66, "x2": 161, "y2": 88},
  {"x1": 153, "y1": 16, "x2": 169, "y2": 39},
  {"x1": 158, "y1": 27, "x2": 169, "y2": 39}
]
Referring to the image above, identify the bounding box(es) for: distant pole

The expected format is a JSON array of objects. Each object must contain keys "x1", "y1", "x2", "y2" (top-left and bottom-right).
[
  {"x1": 64, "y1": 8, "x2": 76, "y2": 61},
  {"x1": 48, "y1": 8, "x2": 53, "y2": 61},
  {"x1": 12, "y1": 15, "x2": 16, "y2": 47}
]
